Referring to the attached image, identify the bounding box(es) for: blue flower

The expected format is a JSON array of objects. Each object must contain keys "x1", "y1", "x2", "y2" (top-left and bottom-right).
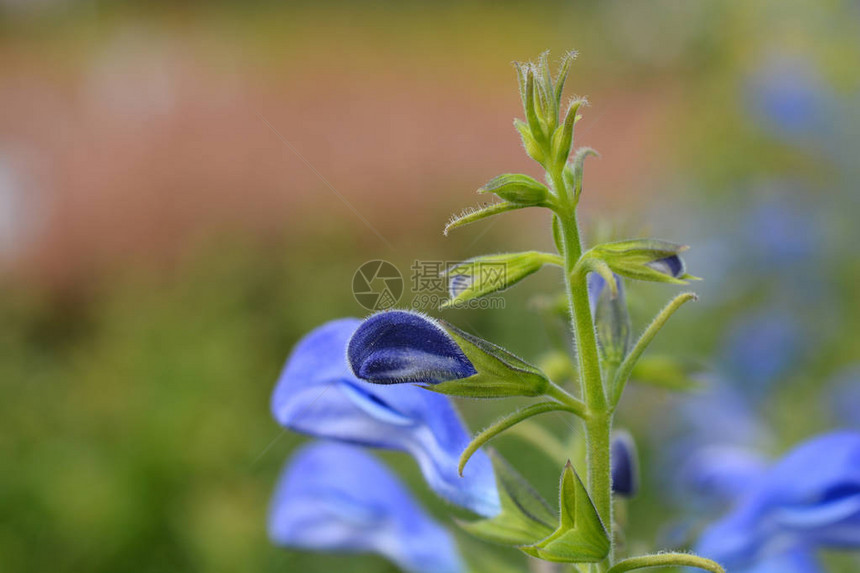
[
  {"x1": 695, "y1": 431, "x2": 860, "y2": 570},
  {"x1": 677, "y1": 444, "x2": 768, "y2": 507},
  {"x1": 721, "y1": 309, "x2": 804, "y2": 398},
  {"x1": 348, "y1": 310, "x2": 477, "y2": 385},
  {"x1": 738, "y1": 547, "x2": 821, "y2": 573},
  {"x1": 828, "y1": 364, "x2": 860, "y2": 429},
  {"x1": 271, "y1": 318, "x2": 500, "y2": 517},
  {"x1": 269, "y1": 441, "x2": 465, "y2": 573}
]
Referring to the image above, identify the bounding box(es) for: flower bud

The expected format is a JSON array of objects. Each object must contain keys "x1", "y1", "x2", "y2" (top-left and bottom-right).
[
  {"x1": 588, "y1": 273, "x2": 632, "y2": 366},
  {"x1": 588, "y1": 239, "x2": 691, "y2": 284},
  {"x1": 443, "y1": 251, "x2": 557, "y2": 307},
  {"x1": 611, "y1": 430, "x2": 640, "y2": 498},
  {"x1": 348, "y1": 310, "x2": 550, "y2": 398},
  {"x1": 478, "y1": 174, "x2": 550, "y2": 206}
]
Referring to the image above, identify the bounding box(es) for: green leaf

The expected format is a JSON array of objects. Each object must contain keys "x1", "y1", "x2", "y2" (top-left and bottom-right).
[
  {"x1": 610, "y1": 292, "x2": 698, "y2": 405},
  {"x1": 457, "y1": 451, "x2": 557, "y2": 547},
  {"x1": 478, "y1": 174, "x2": 550, "y2": 206},
  {"x1": 520, "y1": 462, "x2": 610, "y2": 563},
  {"x1": 425, "y1": 322, "x2": 551, "y2": 398},
  {"x1": 444, "y1": 201, "x2": 529, "y2": 235},
  {"x1": 443, "y1": 251, "x2": 561, "y2": 307}
]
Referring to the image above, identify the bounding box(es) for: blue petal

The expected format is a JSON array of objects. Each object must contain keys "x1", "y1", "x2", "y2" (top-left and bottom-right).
[
  {"x1": 448, "y1": 274, "x2": 473, "y2": 300},
  {"x1": 348, "y1": 310, "x2": 477, "y2": 385},
  {"x1": 678, "y1": 445, "x2": 768, "y2": 506},
  {"x1": 646, "y1": 254, "x2": 685, "y2": 278},
  {"x1": 705, "y1": 546, "x2": 822, "y2": 573},
  {"x1": 271, "y1": 318, "x2": 500, "y2": 517},
  {"x1": 269, "y1": 442, "x2": 465, "y2": 573},
  {"x1": 721, "y1": 310, "x2": 804, "y2": 396},
  {"x1": 696, "y1": 431, "x2": 860, "y2": 568}
]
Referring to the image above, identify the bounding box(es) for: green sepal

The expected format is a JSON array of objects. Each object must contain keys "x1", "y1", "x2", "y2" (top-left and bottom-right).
[
  {"x1": 553, "y1": 51, "x2": 577, "y2": 110},
  {"x1": 551, "y1": 99, "x2": 585, "y2": 168},
  {"x1": 552, "y1": 214, "x2": 564, "y2": 255},
  {"x1": 523, "y1": 66, "x2": 546, "y2": 143},
  {"x1": 520, "y1": 462, "x2": 610, "y2": 563},
  {"x1": 593, "y1": 273, "x2": 632, "y2": 366},
  {"x1": 630, "y1": 354, "x2": 700, "y2": 392},
  {"x1": 514, "y1": 119, "x2": 546, "y2": 165},
  {"x1": 478, "y1": 174, "x2": 550, "y2": 206},
  {"x1": 444, "y1": 201, "x2": 530, "y2": 235},
  {"x1": 424, "y1": 322, "x2": 550, "y2": 398},
  {"x1": 586, "y1": 239, "x2": 690, "y2": 284},
  {"x1": 443, "y1": 251, "x2": 560, "y2": 308},
  {"x1": 457, "y1": 451, "x2": 557, "y2": 547},
  {"x1": 566, "y1": 146, "x2": 598, "y2": 201}
]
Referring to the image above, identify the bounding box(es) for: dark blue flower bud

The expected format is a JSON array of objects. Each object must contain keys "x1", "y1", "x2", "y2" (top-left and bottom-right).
[
  {"x1": 348, "y1": 310, "x2": 550, "y2": 398},
  {"x1": 348, "y1": 310, "x2": 477, "y2": 385},
  {"x1": 611, "y1": 430, "x2": 639, "y2": 498}
]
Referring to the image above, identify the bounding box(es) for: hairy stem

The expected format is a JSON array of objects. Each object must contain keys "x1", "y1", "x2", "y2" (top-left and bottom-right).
[
  {"x1": 552, "y1": 168, "x2": 614, "y2": 565},
  {"x1": 607, "y1": 553, "x2": 725, "y2": 573}
]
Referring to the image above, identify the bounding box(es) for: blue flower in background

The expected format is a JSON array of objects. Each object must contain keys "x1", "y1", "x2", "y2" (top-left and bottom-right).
[
  {"x1": 347, "y1": 310, "x2": 477, "y2": 385},
  {"x1": 662, "y1": 382, "x2": 773, "y2": 511},
  {"x1": 269, "y1": 441, "x2": 465, "y2": 573},
  {"x1": 696, "y1": 431, "x2": 860, "y2": 570},
  {"x1": 745, "y1": 55, "x2": 835, "y2": 139},
  {"x1": 721, "y1": 309, "x2": 804, "y2": 398},
  {"x1": 828, "y1": 365, "x2": 860, "y2": 429},
  {"x1": 737, "y1": 547, "x2": 821, "y2": 573},
  {"x1": 271, "y1": 318, "x2": 500, "y2": 517}
]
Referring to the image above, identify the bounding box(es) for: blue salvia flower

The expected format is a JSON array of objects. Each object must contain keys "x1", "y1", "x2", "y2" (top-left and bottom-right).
[
  {"x1": 695, "y1": 431, "x2": 860, "y2": 570},
  {"x1": 828, "y1": 364, "x2": 860, "y2": 429},
  {"x1": 269, "y1": 441, "x2": 465, "y2": 573},
  {"x1": 271, "y1": 318, "x2": 500, "y2": 517},
  {"x1": 686, "y1": 546, "x2": 821, "y2": 573},
  {"x1": 745, "y1": 55, "x2": 835, "y2": 140},
  {"x1": 737, "y1": 547, "x2": 821, "y2": 573},
  {"x1": 721, "y1": 309, "x2": 804, "y2": 399},
  {"x1": 677, "y1": 444, "x2": 768, "y2": 508},
  {"x1": 347, "y1": 310, "x2": 477, "y2": 385}
]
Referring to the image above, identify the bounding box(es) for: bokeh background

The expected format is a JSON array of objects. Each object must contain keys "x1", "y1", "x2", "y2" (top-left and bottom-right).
[{"x1": 1, "y1": 1, "x2": 859, "y2": 572}]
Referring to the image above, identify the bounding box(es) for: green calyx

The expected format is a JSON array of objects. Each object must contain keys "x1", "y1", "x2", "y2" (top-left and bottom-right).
[
  {"x1": 520, "y1": 462, "x2": 611, "y2": 563},
  {"x1": 442, "y1": 251, "x2": 561, "y2": 308},
  {"x1": 424, "y1": 321, "x2": 551, "y2": 398}
]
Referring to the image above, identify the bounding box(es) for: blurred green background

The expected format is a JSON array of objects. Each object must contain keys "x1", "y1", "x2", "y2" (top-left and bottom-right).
[{"x1": 1, "y1": 1, "x2": 859, "y2": 572}]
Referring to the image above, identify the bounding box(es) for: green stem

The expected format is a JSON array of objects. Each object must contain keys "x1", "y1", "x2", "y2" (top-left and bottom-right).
[
  {"x1": 458, "y1": 401, "x2": 581, "y2": 476},
  {"x1": 551, "y1": 168, "x2": 613, "y2": 565},
  {"x1": 606, "y1": 553, "x2": 725, "y2": 573}
]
